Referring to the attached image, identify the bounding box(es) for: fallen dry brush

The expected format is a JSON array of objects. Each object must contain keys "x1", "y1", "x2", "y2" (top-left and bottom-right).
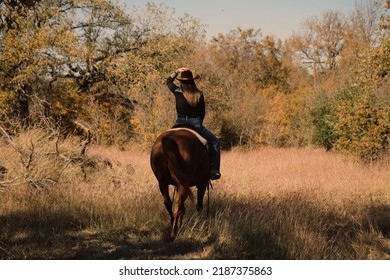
[{"x1": 0, "y1": 126, "x2": 103, "y2": 189}]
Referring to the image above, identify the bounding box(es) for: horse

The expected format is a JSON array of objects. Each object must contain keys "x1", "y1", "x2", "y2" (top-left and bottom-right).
[{"x1": 150, "y1": 125, "x2": 210, "y2": 240}]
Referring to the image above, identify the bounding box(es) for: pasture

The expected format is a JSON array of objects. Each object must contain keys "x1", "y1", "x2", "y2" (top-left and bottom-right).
[{"x1": 0, "y1": 142, "x2": 389, "y2": 259}]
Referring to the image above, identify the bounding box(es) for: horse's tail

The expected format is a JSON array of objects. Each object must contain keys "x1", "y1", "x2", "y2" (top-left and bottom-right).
[{"x1": 161, "y1": 136, "x2": 195, "y2": 203}]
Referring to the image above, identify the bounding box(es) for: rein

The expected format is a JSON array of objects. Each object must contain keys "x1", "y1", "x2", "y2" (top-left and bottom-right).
[{"x1": 206, "y1": 180, "x2": 213, "y2": 218}]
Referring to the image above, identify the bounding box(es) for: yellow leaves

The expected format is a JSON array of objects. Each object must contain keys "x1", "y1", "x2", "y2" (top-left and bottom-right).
[
  {"x1": 263, "y1": 90, "x2": 311, "y2": 147},
  {"x1": 333, "y1": 87, "x2": 390, "y2": 162},
  {"x1": 130, "y1": 118, "x2": 141, "y2": 133},
  {"x1": 54, "y1": 101, "x2": 69, "y2": 116},
  {"x1": 1, "y1": 10, "x2": 84, "y2": 90},
  {"x1": 331, "y1": 31, "x2": 390, "y2": 161},
  {"x1": 350, "y1": 33, "x2": 390, "y2": 88}
]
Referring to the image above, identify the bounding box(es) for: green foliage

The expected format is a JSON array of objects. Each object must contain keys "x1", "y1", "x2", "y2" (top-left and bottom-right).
[
  {"x1": 330, "y1": 27, "x2": 390, "y2": 162},
  {"x1": 332, "y1": 85, "x2": 390, "y2": 162},
  {"x1": 310, "y1": 92, "x2": 338, "y2": 150}
]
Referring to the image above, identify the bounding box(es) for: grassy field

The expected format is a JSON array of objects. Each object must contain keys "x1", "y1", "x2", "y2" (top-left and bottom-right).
[{"x1": 0, "y1": 135, "x2": 389, "y2": 259}]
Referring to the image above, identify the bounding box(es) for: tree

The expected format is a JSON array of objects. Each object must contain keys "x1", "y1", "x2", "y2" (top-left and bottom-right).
[
  {"x1": 331, "y1": 5, "x2": 389, "y2": 161},
  {"x1": 341, "y1": 0, "x2": 387, "y2": 69},
  {"x1": 0, "y1": 0, "x2": 133, "y2": 132},
  {"x1": 332, "y1": 85, "x2": 389, "y2": 162},
  {"x1": 290, "y1": 10, "x2": 346, "y2": 72},
  {"x1": 206, "y1": 29, "x2": 294, "y2": 148},
  {"x1": 310, "y1": 91, "x2": 338, "y2": 150}
]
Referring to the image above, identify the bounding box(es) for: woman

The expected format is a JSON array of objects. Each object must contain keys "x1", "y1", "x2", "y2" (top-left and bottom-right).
[{"x1": 166, "y1": 67, "x2": 221, "y2": 180}]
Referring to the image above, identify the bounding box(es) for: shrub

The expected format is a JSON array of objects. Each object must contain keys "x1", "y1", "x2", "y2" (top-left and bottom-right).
[
  {"x1": 332, "y1": 86, "x2": 390, "y2": 162},
  {"x1": 310, "y1": 91, "x2": 338, "y2": 151}
]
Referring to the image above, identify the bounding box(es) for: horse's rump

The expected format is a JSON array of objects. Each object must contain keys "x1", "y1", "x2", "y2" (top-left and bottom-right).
[{"x1": 161, "y1": 135, "x2": 195, "y2": 202}]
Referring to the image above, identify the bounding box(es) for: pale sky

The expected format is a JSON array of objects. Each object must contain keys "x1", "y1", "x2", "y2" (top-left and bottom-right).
[{"x1": 122, "y1": 0, "x2": 358, "y2": 39}]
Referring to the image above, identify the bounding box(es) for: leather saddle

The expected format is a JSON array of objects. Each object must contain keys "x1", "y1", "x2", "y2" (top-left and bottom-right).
[{"x1": 169, "y1": 124, "x2": 208, "y2": 148}]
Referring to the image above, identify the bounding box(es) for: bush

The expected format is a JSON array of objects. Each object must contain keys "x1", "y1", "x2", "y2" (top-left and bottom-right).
[
  {"x1": 310, "y1": 92, "x2": 338, "y2": 151},
  {"x1": 332, "y1": 86, "x2": 390, "y2": 162},
  {"x1": 0, "y1": 128, "x2": 92, "y2": 189}
]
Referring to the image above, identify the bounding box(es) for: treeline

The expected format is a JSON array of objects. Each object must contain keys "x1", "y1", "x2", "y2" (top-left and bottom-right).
[{"x1": 0, "y1": 0, "x2": 389, "y2": 161}]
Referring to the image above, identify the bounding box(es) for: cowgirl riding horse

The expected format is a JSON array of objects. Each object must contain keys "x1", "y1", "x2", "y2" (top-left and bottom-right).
[{"x1": 166, "y1": 68, "x2": 221, "y2": 180}]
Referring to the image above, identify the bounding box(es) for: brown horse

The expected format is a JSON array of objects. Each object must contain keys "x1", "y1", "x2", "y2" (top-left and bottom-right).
[{"x1": 150, "y1": 126, "x2": 210, "y2": 240}]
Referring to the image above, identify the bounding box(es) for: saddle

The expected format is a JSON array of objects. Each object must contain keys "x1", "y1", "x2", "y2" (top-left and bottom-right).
[{"x1": 169, "y1": 124, "x2": 208, "y2": 148}]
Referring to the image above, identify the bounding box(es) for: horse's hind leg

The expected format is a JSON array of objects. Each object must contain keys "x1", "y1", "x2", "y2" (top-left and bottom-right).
[
  {"x1": 159, "y1": 182, "x2": 173, "y2": 225},
  {"x1": 171, "y1": 185, "x2": 188, "y2": 240},
  {"x1": 196, "y1": 184, "x2": 207, "y2": 213}
]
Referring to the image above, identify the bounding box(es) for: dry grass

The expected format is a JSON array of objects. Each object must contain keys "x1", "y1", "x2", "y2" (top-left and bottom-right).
[
  {"x1": 0, "y1": 136, "x2": 389, "y2": 259},
  {"x1": 214, "y1": 148, "x2": 390, "y2": 259}
]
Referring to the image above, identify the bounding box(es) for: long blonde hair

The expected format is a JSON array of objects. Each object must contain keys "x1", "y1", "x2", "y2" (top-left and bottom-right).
[{"x1": 181, "y1": 82, "x2": 202, "y2": 107}]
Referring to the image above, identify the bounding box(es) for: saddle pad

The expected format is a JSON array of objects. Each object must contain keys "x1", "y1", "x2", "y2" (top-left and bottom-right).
[{"x1": 168, "y1": 127, "x2": 208, "y2": 147}]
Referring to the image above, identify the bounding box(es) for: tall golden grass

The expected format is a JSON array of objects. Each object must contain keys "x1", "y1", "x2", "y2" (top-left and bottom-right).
[{"x1": 0, "y1": 132, "x2": 389, "y2": 259}]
